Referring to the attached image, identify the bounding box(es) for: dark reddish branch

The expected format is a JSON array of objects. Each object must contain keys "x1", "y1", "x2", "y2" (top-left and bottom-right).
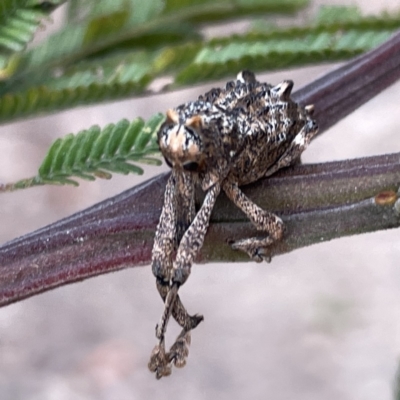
[
  {"x1": 294, "y1": 30, "x2": 400, "y2": 133},
  {"x1": 0, "y1": 31, "x2": 400, "y2": 307}
]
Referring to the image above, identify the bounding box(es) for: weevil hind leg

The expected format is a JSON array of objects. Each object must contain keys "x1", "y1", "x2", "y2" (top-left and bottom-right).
[
  {"x1": 223, "y1": 180, "x2": 283, "y2": 262},
  {"x1": 223, "y1": 119, "x2": 317, "y2": 262}
]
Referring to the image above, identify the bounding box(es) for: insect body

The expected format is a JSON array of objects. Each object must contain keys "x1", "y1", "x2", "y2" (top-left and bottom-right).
[{"x1": 148, "y1": 71, "x2": 318, "y2": 379}]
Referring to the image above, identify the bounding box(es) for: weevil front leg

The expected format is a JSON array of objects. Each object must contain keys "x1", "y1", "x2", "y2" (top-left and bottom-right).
[
  {"x1": 148, "y1": 172, "x2": 177, "y2": 378},
  {"x1": 149, "y1": 171, "x2": 203, "y2": 379},
  {"x1": 175, "y1": 171, "x2": 196, "y2": 246},
  {"x1": 155, "y1": 171, "x2": 203, "y2": 333},
  {"x1": 223, "y1": 180, "x2": 283, "y2": 262},
  {"x1": 152, "y1": 171, "x2": 196, "y2": 324},
  {"x1": 159, "y1": 183, "x2": 221, "y2": 368}
]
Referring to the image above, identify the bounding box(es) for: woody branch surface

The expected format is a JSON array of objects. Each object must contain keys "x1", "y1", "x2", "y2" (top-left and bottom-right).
[{"x1": 0, "y1": 31, "x2": 400, "y2": 307}]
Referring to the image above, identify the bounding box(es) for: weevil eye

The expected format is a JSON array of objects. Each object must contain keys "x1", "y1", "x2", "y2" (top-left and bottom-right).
[{"x1": 182, "y1": 161, "x2": 200, "y2": 172}]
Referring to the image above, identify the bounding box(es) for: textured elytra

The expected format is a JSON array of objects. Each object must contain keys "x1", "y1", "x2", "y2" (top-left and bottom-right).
[{"x1": 149, "y1": 70, "x2": 318, "y2": 379}]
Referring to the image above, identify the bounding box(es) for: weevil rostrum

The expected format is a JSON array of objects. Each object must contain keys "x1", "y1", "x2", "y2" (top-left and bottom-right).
[{"x1": 148, "y1": 70, "x2": 318, "y2": 379}]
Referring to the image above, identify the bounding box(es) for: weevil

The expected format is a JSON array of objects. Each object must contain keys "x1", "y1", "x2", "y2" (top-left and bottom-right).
[{"x1": 148, "y1": 70, "x2": 318, "y2": 378}]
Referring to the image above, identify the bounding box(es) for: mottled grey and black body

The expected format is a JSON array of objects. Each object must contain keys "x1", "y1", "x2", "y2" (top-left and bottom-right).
[{"x1": 148, "y1": 71, "x2": 318, "y2": 379}]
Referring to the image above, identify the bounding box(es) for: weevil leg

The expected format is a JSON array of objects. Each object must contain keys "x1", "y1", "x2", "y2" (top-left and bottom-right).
[
  {"x1": 148, "y1": 172, "x2": 177, "y2": 378},
  {"x1": 224, "y1": 121, "x2": 318, "y2": 264},
  {"x1": 149, "y1": 171, "x2": 203, "y2": 378},
  {"x1": 175, "y1": 171, "x2": 196, "y2": 246},
  {"x1": 223, "y1": 180, "x2": 283, "y2": 263},
  {"x1": 159, "y1": 183, "x2": 221, "y2": 368},
  {"x1": 157, "y1": 171, "x2": 199, "y2": 332},
  {"x1": 148, "y1": 337, "x2": 172, "y2": 379}
]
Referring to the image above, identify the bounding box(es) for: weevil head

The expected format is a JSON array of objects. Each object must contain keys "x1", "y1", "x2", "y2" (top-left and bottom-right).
[{"x1": 158, "y1": 109, "x2": 205, "y2": 173}]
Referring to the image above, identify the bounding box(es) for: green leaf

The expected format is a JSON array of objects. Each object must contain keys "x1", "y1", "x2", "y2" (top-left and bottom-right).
[
  {"x1": 6, "y1": 0, "x2": 308, "y2": 85},
  {"x1": 71, "y1": 125, "x2": 101, "y2": 166},
  {"x1": 36, "y1": 113, "x2": 165, "y2": 186},
  {"x1": 1, "y1": 2, "x2": 399, "y2": 124},
  {"x1": 172, "y1": 10, "x2": 400, "y2": 85},
  {"x1": 8, "y1": 0, "x2": 167, "y2": 80},
  {"x1": 163, "y1": 0, "x2": 309, "y2": 22},
  {"x1": 118, "y1": 118, "x2": 145, "y2": 156},
  {"x1": 0, "y1": 79, "x2": 148, "y2": 122},
  {"x1": 315, "y1": 5, "x2": 362, "y2": 24},
  {"x1": 103, "y1": 119, "x2": 130, "y2": 158},
  {"x1": 0, "y1": 1, "x2": 65, "y2": 70}
]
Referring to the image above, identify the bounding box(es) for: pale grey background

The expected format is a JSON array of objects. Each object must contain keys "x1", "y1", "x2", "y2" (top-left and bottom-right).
[{"x1": 0, "y1": 1, "x2": 399, "y2": 399}]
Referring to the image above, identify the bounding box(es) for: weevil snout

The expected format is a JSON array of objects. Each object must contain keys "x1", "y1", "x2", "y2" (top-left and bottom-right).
[{"x1": 159, "y1": 110, "x2": 205, "y2": 172}]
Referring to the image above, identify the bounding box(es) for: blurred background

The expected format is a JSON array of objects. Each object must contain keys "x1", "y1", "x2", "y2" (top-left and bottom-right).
[{"x1": 0, "y1": 0, "x2": 399, "y2": 399}]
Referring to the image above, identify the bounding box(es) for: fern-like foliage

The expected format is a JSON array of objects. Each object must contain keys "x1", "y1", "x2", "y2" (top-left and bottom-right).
[
  {"x1": 0, "y1": 71, "x2": 151, "y2": 122},
  {"x1": 171, "y1": 6, "x2": 400, "y2": 84},
  {"x1": 0, "y1": 0, "x2": 65, "y2": 72},
  {"x1": 11, "y1": 113, "x2": 165, "y2": 189},
  {"x1": 0, "y1": 2, "x2": 398, "y2": 123},
  {"x1": 172, "y1": 29, "x2": 396, "y2": 85}
]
